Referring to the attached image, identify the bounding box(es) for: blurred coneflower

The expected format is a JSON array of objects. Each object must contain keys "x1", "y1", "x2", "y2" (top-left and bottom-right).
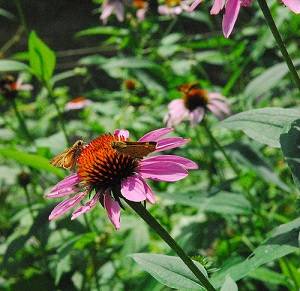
[
  {"x1": 65, "y1": 97, "x2": 92, "y2": 111},
  {"x1": 164, "y1": 82, "x2": 230, "y2": 127},
  {"x1": 158, "y1": 0, "x2": 194, "y2": 15},
  {"x1": 45, "y1": 128, "x2": 197, "y2": 229},
  {"x1": 0, "y1": 75, "x2": 33, "y2": 100}
]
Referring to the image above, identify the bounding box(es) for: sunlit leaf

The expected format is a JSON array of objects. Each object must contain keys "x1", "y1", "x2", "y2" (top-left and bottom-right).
[
  {"x1": 218, "y1": 107, "x2": 300, "y2": 147},
  {"x1": 75, "y1": 26, "x2": 128, "y2": 37},
  {"x1": 28, "y1": 30, "x2": 56, "y2": 82}
]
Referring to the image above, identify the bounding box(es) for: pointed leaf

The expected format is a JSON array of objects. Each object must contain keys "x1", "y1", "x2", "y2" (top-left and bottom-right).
[
  {"x1": 129, "y1": 254, "x2": 208, "y2": 290},
  {"x1": 0, "y1": 60, "x2": 29, "y2": 72},
  {"x1": 28, "y1": 31, "x2": 56, "y2": 82},
  {"x1": 218, "y1": 107, "x2": 300, "y2": 147},
  {"x1": 220, "y1": 275, "x2": 238, "y2": 291}
]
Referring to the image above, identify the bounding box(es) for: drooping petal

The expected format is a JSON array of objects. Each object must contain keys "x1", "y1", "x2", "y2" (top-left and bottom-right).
[
  {"x1": 156, "y1": 137, "x2": 190, "y2": 152},
  {"x1": 138, "y1": 127, "x2": 174, "y2": 142},
  {"x1": 48, "y1": 190, "x2": 87, "y2": 220},
  {"x1": 141, "y1": 178, "x2": 156, "y2": 204},
  {"x1": 121, "y1": 175, "x2": 147, "y2": 202},
  {"x1": 209, "y1": 99, "x2": 231, "y2": 115},
  {"x1": 189, "y1": 107, "x2": 205, "y2": 126},
  {"x1": 281, "y1": 0, "x2": 300, "y2": 13},
  {"x1": 137, "y1": 161, "x2": 189, "y2": 181},
  {"x1": 206, "y1": 104, "x2": 224, "y2": 120},
  {"x1": 45, "y1": 186, "x2": 83, "y2": 198},
  {"x1": 50, "y1": 173, "x2": 80, "y2": 192},
  {"x1": 208, "y1": 92, "x2": 228, "y2": 101},
  {"x1": 189, "y1": 0, "x2": 203, "y2": 11},
  {"x1": 104, "y1": 194, "x2": 121, "y2": 229},
  {"x1": 165, "y1": 99, "x2": 190, "y2": 127},
  {"x1": 71, "y1": 191, "x2": 102, "y2": 220},
  {"x1": 142, "y1": 155, "x2": 198, "y2": 170},
  {"x1": 222, "y1": 0, "x2": 242, "y2": 38},
  {"x1": 114, "y1": 129, "x2": 130, "y2": 140},
  {"x1": 210, "y1": 0, "x2": 226, "y2": 14}
]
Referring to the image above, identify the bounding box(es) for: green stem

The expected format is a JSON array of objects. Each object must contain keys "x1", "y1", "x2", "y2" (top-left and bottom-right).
[
  {"x1": 24, "y1": 186, "x2": 35, "y2": 219},
  {"x1": 125, "y1": 199, "x2": 216, "y2": 291},
  {"x1": 13, "y1": 0, "x2": 29, "y2": 37},
  {"x1": 257, "y1": 0, "x2": 300, "y2": 93},
  {"x1": 202, "y1": 121, "x2": 240, "y2": 176},
  {"x1": 10, "y1": 99, "x2": 34, "y2": 143},
  {"x1": 44, "y1": 82, "x2": 69, "y2": 145}
]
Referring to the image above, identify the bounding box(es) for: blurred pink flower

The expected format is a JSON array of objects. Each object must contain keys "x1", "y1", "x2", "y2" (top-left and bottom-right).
[
  {"x1": 134, "y1": 0, "x2": 149, "y2": 20},
  {"x1": 65, "y1": 97, "x2": 92, "y2": 111},
  {"x1": 164, "y1": 83, "x2": 231, "y2": 127},
  {"x1": 45, "y1": 128, "x2": 197, "y2": 229},
  {"x1": 190, "y1": 0, "x2": 299, "y2": 37},
  {"x1": 100, "y1": 0, "x2": 132, "y2": 23},
  {"x1": 158, "y1": 0, "x2": 194, "y2": 15},
  {"x1": 0, "y1": 75, "x2": 33, "y2": 99}
]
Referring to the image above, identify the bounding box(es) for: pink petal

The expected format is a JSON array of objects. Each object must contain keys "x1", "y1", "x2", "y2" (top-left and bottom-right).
[
  {"x1": 141, "y1": 178, "x2": 156, "y2": 204},
  {"x1": 210, "y1": 0, "x2": 226, "y2": 14},
  {"x1": 142, "y1": 155, "x2": 198, "y2": 170},
  {"x1": 189, "y1": 0, "x2": 203, "y2": 11},
  {"x1": 137, "y1": 161, "x2": 189, "y2": 181},
  {"x1": 121, "y1": 175, "x2": 147, "y2": 202},
  {"x1": 48, "y1": 191, "x2": 87, "y2": 220},
  {"x1": 222, "y1": 0, "x2": 242, "y2": 38},
  {"x1": 45, "y1": 186, "x2": 83, "y2": 198},
  {"x1": 165, "y1": 99, "x2": 190, "y2": 127},
  {"x1": 206, "y1": 104, "x2": 224, "y2": 120},
  {"x1": 114, "y1": 129, "x2": 129, "y2": 140},
  {"x1": 71, "y1": 192, "x2": 101, "y2": 220},
  {"x1": 281, "y1": 0, "x2": 300, "y2": 13},
  {"x1": 209, "y1": 99, "x2": 231, "y2": 115},
  {"x1": 156, "y1": 137, "x2": 190, "y2": 152},
  {"x1": 50, "y1": 173, "x2": 80, "y2": 192},
  {"x1": 138, "y1": 127, "x2": 174, "y2": 142},
  {"x1": 208, "y1": 92, "x2": 228, "y2": 101},
  {"x1": 189, "y1": 107, "x2": 205, "y2": 126},
  {"x1": 104, "y1": 194, "x2": 121, "y2": 229}
]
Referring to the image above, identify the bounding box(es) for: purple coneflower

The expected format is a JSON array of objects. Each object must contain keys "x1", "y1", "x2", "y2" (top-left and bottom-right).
[
  {"x1": 45, "y1": 128, "x2": 197, "y2": 229},
  {"x1": 158, "y1": 0, "x2": 194, "y2": 15},
  {"x1": 190, "y1": 0, "x2": 299, "y2": 38},
  {"x1": 164, "y1": 83, "x2": 231, "y2": 127}
]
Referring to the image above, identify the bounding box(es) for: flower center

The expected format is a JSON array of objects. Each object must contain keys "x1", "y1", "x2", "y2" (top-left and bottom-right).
[
  {"x1": 183, "y1": 88, "x2": 209, "y2": 112},
  {"x1": 77, "y1": 134, "x2": 139, "y2": 193}
]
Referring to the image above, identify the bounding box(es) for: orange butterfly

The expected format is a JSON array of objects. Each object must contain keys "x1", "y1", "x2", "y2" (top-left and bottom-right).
[
  {"x1": 50, "y1": 140, "x2": 84, "y2": 171},
  {"x1": 111, "y1": 141, "x2": 157, "y2": 159}
]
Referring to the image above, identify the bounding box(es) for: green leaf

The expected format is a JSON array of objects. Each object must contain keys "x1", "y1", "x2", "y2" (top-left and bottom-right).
[
  {"x1": 159, "y1": 191, "x2": 252, "y2": 215},
  {"x1": 220, "y1": 275, "x2": 238, "y2": 291},
  {"x1": 211, "y1": 217, "x2": 300, "y2": 288},
  {"x1": 244, "y1": 60, "x2": 300, "y2": 102},
  {"x1": 218, "y1": 107, "x2": 300, "y2": 147},
  {"x1": 226, "y1": 142, "x2": 289, "y2": 191},
  {"x1": 129, "y1": 254, "x2": 208, "y2": 290},
  {"x1": 102, "y1": 57, "x2": 157, "y2": 70},
  {"x1": 75, "y1": 26, "x2": 128, "y2": 37},
  {"x1": 0, "y1": 148, "x2": 64, "y2": 178},
  {"x1": 280, "y1": 119, "x2": 300, "y2": 190},
  {"x1": 248, "y1": 267, "x2": 289, "y2": 287},
  {"x1": 0, "y1": 60, "x2": 30, "y2": 72},
  {"x1": 28, "y1": 30, "x2": 56, "y2": 82}
]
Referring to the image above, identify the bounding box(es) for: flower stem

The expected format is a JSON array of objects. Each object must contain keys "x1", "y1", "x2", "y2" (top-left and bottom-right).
[
  {"x1": 202, "y1": 121, "x2": 240, "y2": 176},
  {"x1": 10, "y1": 99, "x2": 34, "y2": 143},
  {"x1": 44, "y1": 82, "x2": 70, "y2": 145},
  {"x1": 125, "y1": 199, "x2": 216, "y2": 291},
  {"x1": 13, "y1": 0, "x2": 29, "y2": 37},
  {"x1": 257, "y1": 0, "x2": 300, "y2": 93}
]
